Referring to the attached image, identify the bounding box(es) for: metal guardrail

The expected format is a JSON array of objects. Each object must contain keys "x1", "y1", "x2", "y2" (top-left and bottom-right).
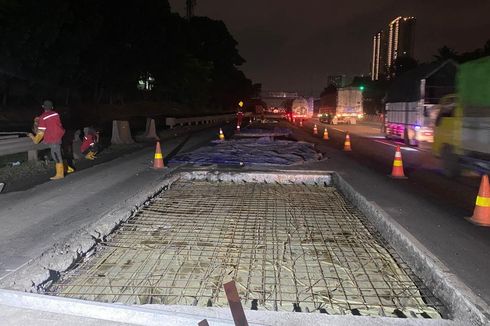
[
  {"x1": 165, "y1": 113, "x2": 246, "y2": 128},
  {"x1": 0, "y1": 136, "x2": 49, "y2": 161}
]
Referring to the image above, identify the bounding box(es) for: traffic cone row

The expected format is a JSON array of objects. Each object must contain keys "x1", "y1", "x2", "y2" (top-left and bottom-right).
[
  {"x1": 153, "y1": 141, "x2": 164, "y2": 169},
  {"x1": 467, "y1": 175, "x2": 490, "y2": 227}
]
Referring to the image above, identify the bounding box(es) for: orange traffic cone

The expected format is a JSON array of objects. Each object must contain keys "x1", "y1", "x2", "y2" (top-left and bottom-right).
[
  {"x1": 236, "y1": 124, "x2": 241, "y2": 133},
  {"x1": 299, "y1": 120, "x2": 303, "y2": 127},
  {"x1": 292, "y1": 117, "x2": 296, "y2": 123},
  {"x1": 390, "y1": 146, "x2": 407, "y2": 178},
  {"x1": 466, "y1": 175, "x2": 490, "y2": 226},
  {"x1": 219, "y1": 128, "x2": 225, "y2": 140},
  {"x1": 343, "y1": 132, "x2": 352, "y2": 151},
  {"x1": 323, "y1": 128, "x2": 329, "y2": 140},
  {"x1": 313, "y1": 124, "x2": 318, "y2": 135},
  {"x1": 153, "y1": 141, "x2": 164, "y2": 169}
]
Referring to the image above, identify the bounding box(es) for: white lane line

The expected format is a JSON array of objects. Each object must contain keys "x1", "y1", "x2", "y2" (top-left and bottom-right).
[
  {"x1": 373, "y1": 139, "x2": 420, "y2": 152},
  {"x1": 331, "y1": 127, "x2": 344, "y2": 132}
]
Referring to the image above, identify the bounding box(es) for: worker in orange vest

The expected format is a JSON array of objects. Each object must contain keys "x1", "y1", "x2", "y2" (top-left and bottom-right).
[
  {"x1": 80, "y1": 127, "x2": 99, "y2": 160},
  {"x1": 29, "y1": 100, "x2": 73, "y2": 179}
]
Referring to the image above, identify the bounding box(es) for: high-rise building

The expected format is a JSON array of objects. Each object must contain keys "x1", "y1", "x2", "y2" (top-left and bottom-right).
[
  {"x1": 371, "y1": 31, "x2": 384, "y2": 81},
  {"x1": 371, "y1": 16, "x2": 415, "y2": 80}
]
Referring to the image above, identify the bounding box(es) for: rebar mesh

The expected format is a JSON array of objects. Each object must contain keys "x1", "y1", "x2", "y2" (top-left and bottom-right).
[{"x1": 50, "y1": 180, "x2": 444, "y2": 318}]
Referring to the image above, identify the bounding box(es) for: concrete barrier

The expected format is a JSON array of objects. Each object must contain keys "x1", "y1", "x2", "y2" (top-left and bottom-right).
[
  {"x1": 0, "y1": 136, "x2": 49, "y2": 161},
  {"x1": 110, "y1": 120, "x2": 134, "y2": 145},
  {"x1": 142, "y1": 118, "x2": 159, "y2": 140}
]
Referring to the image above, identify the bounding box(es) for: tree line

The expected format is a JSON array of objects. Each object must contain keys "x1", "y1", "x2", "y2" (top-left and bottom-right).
[{"x1": 0, "y1": 0, "x2": 257, "y2": 110}]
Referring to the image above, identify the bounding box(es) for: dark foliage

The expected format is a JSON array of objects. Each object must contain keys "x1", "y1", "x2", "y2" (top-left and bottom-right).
[
  {"x1": 433, "y1": 40, "x2": 490, "y2": 63},
  {"x1": 0, "y1": 0, "x2": 255, "y2": 110}
]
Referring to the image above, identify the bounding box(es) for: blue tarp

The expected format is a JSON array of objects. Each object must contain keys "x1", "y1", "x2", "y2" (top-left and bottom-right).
[{"x1": 170, "y1": 137, "x2": 321, "y2": 166}]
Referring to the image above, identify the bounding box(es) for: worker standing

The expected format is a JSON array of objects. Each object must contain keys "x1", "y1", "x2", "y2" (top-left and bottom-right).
[{"x1": 29, "y1": 100, "x2": 70, "y2": 180}]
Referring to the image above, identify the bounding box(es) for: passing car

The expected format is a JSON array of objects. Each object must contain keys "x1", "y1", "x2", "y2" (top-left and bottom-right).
[{"x1": 318, "y1": 113, "x2": 332, "y2": 124}]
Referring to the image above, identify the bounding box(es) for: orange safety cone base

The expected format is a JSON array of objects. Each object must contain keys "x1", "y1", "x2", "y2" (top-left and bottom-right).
[
  {"x1": 389, "y1": 174, "x2": 408, "y2": 179},
  {"x1": 465, "y1": 216, "x2": 490, "y2": 227}
]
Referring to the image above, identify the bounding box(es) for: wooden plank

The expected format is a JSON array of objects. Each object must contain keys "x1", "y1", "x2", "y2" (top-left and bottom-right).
[{"x1": 223, "y1": 281, "x2": 248, "y2": 326}]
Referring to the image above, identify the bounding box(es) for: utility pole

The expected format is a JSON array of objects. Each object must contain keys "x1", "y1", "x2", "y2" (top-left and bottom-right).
[{"x1": 186, "y1": 0, "x2": 196, "y2": 20}]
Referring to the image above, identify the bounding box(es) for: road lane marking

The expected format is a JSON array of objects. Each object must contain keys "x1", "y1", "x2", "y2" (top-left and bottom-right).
[{"x1": 373, "y1": 139, "x2": 420, "y2": 152}]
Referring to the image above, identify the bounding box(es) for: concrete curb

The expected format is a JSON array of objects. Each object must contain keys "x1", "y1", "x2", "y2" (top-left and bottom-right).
[
  {"x1": 0, "y1": 289, "x2": 237, "y2": 326},
  {"x1": 0, "y1": 289, "x2": 457, "y2": 326},
  {"x1": 333, "y1": 172, "x2": 490, "y2": 325}
]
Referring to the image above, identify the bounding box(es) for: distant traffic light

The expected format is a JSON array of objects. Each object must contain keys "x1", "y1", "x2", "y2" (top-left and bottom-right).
[{"x1": 359, "y1": 85, "x2": 365, "y2": 91}]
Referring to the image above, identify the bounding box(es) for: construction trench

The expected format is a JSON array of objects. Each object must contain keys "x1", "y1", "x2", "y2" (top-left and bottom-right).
[
  {"x1": 49, "y1": 176, "x2": 442, "y2": 318},
  {"x1": 1, "y1": 168, "x2": 488, "y2": 325}
]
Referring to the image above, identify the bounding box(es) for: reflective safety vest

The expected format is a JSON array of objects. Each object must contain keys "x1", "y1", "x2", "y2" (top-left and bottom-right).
[{"x1": 37, "y1": 110, "x2": 65, "y2": 144}]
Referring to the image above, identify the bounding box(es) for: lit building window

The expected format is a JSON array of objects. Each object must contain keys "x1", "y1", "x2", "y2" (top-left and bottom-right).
[{"x1": 137, "y1": 73, "x2": 155, "y2": 91}]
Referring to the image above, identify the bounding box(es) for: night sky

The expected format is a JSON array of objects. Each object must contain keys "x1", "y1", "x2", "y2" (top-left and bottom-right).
[{"x1": 169, "y1": 0, "x2": 490, "y2": 94}]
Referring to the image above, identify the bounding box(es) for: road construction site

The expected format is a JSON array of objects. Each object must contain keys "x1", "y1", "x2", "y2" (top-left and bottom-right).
[
  {"x1": 0, "y1": 119, "x2": 489, "y2": 325},
  {"x1": 49, "y1": 176, "x2": 442, "y2": 318}
]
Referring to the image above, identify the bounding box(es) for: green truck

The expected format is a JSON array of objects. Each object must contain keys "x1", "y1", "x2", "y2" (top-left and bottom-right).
[{"x1": 433, "y1": 56, "x2": 490, "y2": 176}]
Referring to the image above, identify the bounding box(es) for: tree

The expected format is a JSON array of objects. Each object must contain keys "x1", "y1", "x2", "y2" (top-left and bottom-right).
[
  {"x1": 433, "y1": 46, "x2": 459, "y2": 62},
  {"x1": 0, "y1": 0, "x2": 256, "y2": 112}
]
